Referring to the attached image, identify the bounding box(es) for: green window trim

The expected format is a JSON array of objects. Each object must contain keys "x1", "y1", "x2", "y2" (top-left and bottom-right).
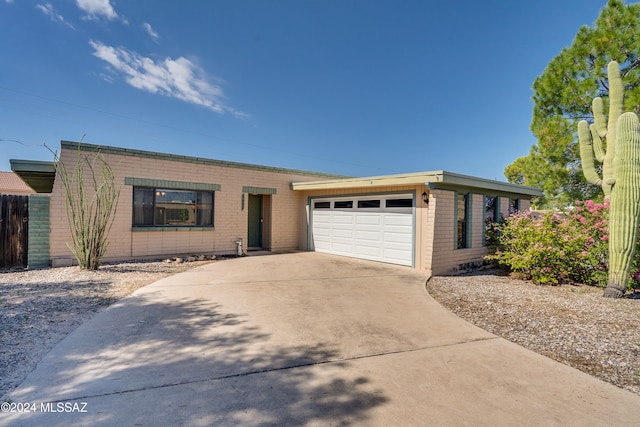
[
  {"x1": 132, "y1": 186, "x2": 215, "y2": 228},
  {"x1": 242, "y1": 186, "x2": 277, "y2": 195},
  {"x1": 125, "y1": 177, "x2": 221, "y2": 192},
  {"x1": 455, "y1": 192, "x2": 471, "y2": 249},
  {"x1": 132, "y1": 226, "x2": 215, "y2": 232},
  {"x1": 483, "y1": 195, "x2": 501, "y2": 247},
  {"x1": 510, "y1": 198, "x2": 520, "y2": 213}
]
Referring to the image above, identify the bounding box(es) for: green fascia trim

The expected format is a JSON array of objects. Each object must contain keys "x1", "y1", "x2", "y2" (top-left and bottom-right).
[
  {"x1": 428, "y1": 182, "x2": 536, "y2": 200},
  {"x1": 62, "y1": 141, "x2": 349, "y2": 179},
  {"x1": 426, "y1": 171, "x2": 542, "y2": 197},
  {"x1": 242, "y1": 186, "x2": 277, "y2": 195},
  {"x1": 132, "y1": 226, "x2": 215, "y2": 232},
  {"x1": 10, "y1": 159, "x2": 56, "y2": 173},
  {"x1": 125, "y1": 177, "x2": 221, "y2": 192}
]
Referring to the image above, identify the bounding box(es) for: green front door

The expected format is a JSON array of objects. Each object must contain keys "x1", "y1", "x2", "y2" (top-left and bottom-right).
[{"x1": 247, "y1": 194, "x2": 262, "y2": 248}]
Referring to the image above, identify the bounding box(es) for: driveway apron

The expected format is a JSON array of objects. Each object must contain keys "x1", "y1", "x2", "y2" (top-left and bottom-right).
[{"x1": 3, "y1": 252, "x2": 639, "y2": 426}]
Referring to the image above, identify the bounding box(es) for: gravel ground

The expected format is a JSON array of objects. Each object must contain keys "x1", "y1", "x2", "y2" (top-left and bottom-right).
[
  {"x1": 427, "y1": 270, "x2": 640, "y2": 396},
  {"x1": 0, "y1": 259, "x2": 214, "y2": 399}
]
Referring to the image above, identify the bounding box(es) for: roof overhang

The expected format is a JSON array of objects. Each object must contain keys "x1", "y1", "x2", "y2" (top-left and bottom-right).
[
  {"x1": 10, "y1": 160, "x2": 56, "y2": 193},
  {"x1": 292, "y1": 170, "x2": 543, "y2": 197}
]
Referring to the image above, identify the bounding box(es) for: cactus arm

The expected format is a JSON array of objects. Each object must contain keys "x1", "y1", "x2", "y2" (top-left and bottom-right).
[
  {"x1": 602, "y1": 61, "x2": 624, "y2": 198},
  {"x1": 606, "y1": 112, "x2": 640, "y2": 298},
  {"x1": 590, "y1": 124, "x2": 606, "y2": 162},
  {"x1": 607, "y1": 61, "x2": 624, "y2": 140},
  {"x1": 592, "y1": 97, "x2": 608, "y2": 138},
  {"x1": 592, "y1": 97, "x2": 613, "y2": 196},
  {"x1": 578, "y1": 120, "x2": 603, "y2": 185}
]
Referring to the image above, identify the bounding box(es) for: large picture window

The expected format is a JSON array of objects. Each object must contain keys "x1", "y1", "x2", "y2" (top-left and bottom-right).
[{"x1": 133, "y1": 187, "x2": 214, "y2": 227}]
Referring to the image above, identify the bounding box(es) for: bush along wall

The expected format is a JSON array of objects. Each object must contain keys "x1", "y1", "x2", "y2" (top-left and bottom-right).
[{"x1": 486, "y1": 200, "x2": 640, "y2": 291}]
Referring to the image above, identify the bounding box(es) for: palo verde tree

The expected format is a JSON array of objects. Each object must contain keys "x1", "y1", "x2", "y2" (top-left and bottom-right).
[
  {"x1": 505, "y1": 0, "x2": 640, "y2": 207},
  {"x1": 51, "y1": 142, "x2": 121, "y2": 270}
]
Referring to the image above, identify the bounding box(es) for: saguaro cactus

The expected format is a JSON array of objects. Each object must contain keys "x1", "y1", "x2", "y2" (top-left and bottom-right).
[
  {"x1": 606, "y1": 113, "x2": 640, "y2": 297},
  {"x1": 578, "y1": 61, "x2": 624, "y2": 198},
  {"x1": 578, "y1": 61, "x2": 640, "y2": 298}
]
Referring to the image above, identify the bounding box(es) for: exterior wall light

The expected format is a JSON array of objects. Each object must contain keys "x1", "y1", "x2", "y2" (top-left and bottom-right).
[{"x1": 422, "y1": 191, "x2": 429, "y2": 205}]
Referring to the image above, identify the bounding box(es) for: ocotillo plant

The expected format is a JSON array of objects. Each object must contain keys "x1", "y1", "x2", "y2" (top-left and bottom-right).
[{"x1": 578, "y1": 60, "x2": 640, "y2": 298}]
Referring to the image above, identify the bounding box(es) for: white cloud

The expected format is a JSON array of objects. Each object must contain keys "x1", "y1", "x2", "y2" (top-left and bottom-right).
[
  {"x1": 89, "y1": 40, "x2": 243, "y2": 116},
  {"x1": 36, "y1": 3, "x2": 75, "y2": 29},
  {"x1": 142, "y1": 22, "x2": 160, "y2": 40},
  {"x1": 6, "y1": 0, "x2": 15, "y2": 4},
  {"x1": 76, "y1": 0, "x2": 117, "y2": 20}
]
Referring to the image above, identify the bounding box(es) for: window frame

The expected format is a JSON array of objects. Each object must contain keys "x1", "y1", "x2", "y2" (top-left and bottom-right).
[
  {"x1": 132, "y1": 186, "x2": 215, "y2": 228},
  {"x1": 456, "y1": 193, "x2": 470, "y2": 249},
  {"x1": 510, "y1": 198, "x2": 520, "y2": 214},
  {"x1": 357, "y1": 199, "x2": 381, "y2": 208}
]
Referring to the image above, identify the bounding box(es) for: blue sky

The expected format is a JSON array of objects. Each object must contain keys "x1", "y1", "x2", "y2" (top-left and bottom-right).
[{"x1": 0, "y1": 0, "x2": 615, "y2": 180}]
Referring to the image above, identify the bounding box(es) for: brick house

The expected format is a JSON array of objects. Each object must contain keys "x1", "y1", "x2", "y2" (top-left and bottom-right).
[{"x1": 12, "y1": 141, "x2": 541, "y2": 274}]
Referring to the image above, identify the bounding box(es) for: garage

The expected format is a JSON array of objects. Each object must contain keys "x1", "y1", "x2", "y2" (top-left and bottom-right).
[{"x1": 310, "y1": 194, "x2": 414, "y2": 266}]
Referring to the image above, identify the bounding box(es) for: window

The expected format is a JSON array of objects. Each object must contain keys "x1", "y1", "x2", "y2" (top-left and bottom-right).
[
  {"x1": 314, "y1": 201, "x2": 330, "y2": 209},
  {"x1": 485, "y1": 196, "x2": 500, "y2": 222},
  {"x1": 386, "y1": 198, "x2": 413, "y2": 208},
  {"x1": 133, "y1": 187, "x2": 214, "y2": 227},
  {"x1": 484, "y1": 196, "x2": 499, "y2": 247},
  {"x1": 457, "y1": 193, "x2": 469, "y2": 249},
  {"x1": 510, "y1": 198, "x2": 520, "y2": 214},
  {"x1": 358, "y1": 199, "x2": 381, "y2": 208},
  {"x1": 334, "y1": 200, "x2": 353, "y2": 209}
]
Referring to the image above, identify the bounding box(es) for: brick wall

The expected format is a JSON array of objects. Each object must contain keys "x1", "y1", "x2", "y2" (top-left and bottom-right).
[
  {"x1": 49, "y1": 145, "x2": 333, "y2": 265},
  {"x1": 27, "y1": 195, "x2": 50, "y2": 268},
  {"x1": 427, "y1": 190, "x2": 489, "y2": 275}
]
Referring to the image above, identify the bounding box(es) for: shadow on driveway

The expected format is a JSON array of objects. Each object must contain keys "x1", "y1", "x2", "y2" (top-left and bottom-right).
[{"x1": 6, "y1": 291, "x2": 387, "y2": 426}]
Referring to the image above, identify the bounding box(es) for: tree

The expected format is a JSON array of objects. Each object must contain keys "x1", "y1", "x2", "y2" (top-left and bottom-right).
[
  {"x1": 505, "y1": 0, "x2": 640, "y2": 207},
  {"x1": 51, "y1": 143, "x2": 121, "y2": 270}
]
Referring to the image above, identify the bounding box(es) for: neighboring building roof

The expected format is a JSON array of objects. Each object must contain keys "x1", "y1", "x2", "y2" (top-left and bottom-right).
[
  {"x1": 10, "y1": 160, "x2": 56, "y2": 193},
  {"x1": 291, "y1": 170, "x2": 543, "y2": 197},
  {"x1": 0, "y1": 171, "x2": 36, "y2": 195}
]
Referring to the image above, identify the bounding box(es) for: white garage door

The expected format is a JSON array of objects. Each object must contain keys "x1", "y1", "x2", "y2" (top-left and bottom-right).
[{"x1": 310, "y1": 194, "x2": 414, "y2": 266}]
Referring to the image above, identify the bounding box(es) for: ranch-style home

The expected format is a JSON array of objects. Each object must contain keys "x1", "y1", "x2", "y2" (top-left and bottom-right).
[{"x1": 11, "y1": 141, "x2": 541, "y2": 275}]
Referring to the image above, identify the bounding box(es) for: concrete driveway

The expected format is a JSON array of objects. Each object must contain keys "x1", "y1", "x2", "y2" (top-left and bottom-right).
[{"x1": 3, "y1": 253, "x2": 639, "y2": 426}]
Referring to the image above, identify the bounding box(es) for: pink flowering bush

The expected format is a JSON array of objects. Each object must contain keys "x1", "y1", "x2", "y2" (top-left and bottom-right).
[{"x1": 486, "y1": 200, "x2": 640, "y2": 289}]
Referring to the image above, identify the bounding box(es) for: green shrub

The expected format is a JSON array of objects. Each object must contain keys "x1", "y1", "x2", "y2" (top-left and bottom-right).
[{"x1": 486, "y1": 200, "x2": 640, "y2": 289}]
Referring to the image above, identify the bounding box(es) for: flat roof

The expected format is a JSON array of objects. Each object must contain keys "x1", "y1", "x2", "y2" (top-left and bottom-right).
[
  {"x1": 291, "y1": 170, "x2": 543, "y2": 197},
  {"x1": 59, "y1": 141, "x2": 349, "y2": 179},
  {"x1": 10, "y1": 140, "x2": 350, "y2": 194},
  {"x1": 10, "y1": 160, "x2": 56, "y2": 193},
  {"x1": 11, "y1": 141, "x2": 543, "y2": 198}
]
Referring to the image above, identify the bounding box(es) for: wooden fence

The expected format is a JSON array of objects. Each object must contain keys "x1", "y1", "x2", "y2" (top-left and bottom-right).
[{"x1": 0, "y1": 195, "x2": 28, "y2": 269}]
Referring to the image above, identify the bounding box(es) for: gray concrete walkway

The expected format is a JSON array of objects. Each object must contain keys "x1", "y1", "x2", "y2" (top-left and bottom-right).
[{"x1": 2, "y1": 253, "x2": 639, "y2": 426}]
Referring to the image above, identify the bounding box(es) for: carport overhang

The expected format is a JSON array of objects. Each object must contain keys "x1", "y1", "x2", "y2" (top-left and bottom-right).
[
  {"x1": 10, "y1": 160, "x2": 57, "y2": 194},
  {"x1": 291, "y1": 170, "x2": 543, "y2": 198}
]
